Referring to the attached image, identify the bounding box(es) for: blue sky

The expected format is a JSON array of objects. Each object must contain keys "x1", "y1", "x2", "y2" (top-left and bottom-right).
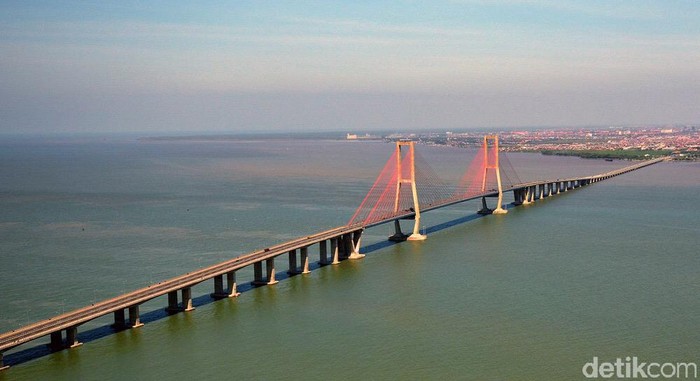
[{"x1": 1, "y1": 1, "x2": 699, "y2": 134}]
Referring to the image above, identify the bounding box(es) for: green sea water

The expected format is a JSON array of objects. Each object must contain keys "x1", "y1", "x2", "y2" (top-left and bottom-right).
[{"x1": 0, "y1": 137, "x2": 698, "y2": 380}]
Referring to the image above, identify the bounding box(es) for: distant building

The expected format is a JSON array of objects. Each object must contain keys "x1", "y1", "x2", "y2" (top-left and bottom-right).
[{"x1": 346, "y1": 133, "x2": 382, "y2": 141}]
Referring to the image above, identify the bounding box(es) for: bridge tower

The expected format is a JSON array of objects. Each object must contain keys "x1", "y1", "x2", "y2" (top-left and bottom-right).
[
  {"x1": 390, "y1": 141, "x2": 427, "y2": 241},
  {"x1": 478, "y1": 135, "x2": 507, "y2": 215}
]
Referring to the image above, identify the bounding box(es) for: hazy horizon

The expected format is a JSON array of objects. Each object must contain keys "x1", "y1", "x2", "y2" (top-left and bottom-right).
[{"x1": 2, "y1": 1, "x2": 699, "y2": 134}]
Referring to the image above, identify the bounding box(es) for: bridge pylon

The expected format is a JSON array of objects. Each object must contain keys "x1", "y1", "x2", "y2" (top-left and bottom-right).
[
  {"x1": 478, "y1": 135, "x2": 507, "y2": 215},
  {"x1": 389, "y1": 141, "x2": 427, "y2": 241}
]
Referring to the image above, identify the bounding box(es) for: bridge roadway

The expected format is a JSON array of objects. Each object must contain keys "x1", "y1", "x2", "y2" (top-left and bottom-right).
[
  {"x1": 0, "y1": 224, "x2": 364, "y2": 357},
  {"x1": 0, "y1": 156, "x2": 665, "y2": 369}
]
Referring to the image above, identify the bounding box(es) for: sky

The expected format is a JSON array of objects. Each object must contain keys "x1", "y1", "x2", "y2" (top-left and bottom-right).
[{"x1": 1, "y1": 1, "x2": 699, "y2": 134}]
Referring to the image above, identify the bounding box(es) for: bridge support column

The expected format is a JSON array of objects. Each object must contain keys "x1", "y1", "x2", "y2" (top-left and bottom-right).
[
  {"x1": 348, "y1": 230, "x2": 365, "y2": 259},
  {"x1": 265, "y1": 258, "x2": 278, "y2": 285},
  {"x1": 253, "y1": 262, "x2": 264, "y2": 284},
  {"x1": 389, "y1": 220, "x2": 409, "y2": 242},
  {"x1": 182, "y1": 288, "x2": 195, "y2": 311},
  {"x1": 212, "y1": 275, "x2": 225, "y2": 298},
  {"x1": 331, "y1": 238, "x2": 340, "y2": 265},
  {"x1": 522, "y1": 187, "x2": 532, "y2": 205},
  {"x1": 344, "y1": 234, "x2": 354, "y2": 259},
  {"x1": 128, "y1": 305, "x2": 143, "y2": 328},
  {"x1": 319, "y1": 240, "x2": 329, "y2": 265},
  {"x1": 477, "y1": 196, "x2": 493, "y2": 215},
  {"x1": 50, "y1": 331, "x2": 63, "y2": 350},
  {"x1": 512, "y1": 188, "x2": 524, "y2": 206},
  {"x1": 113, "y1": 309, "x2": 126, "y2": 329},
  {"x1": 538, "y1": 184, "x2": 545, "y2": 199},
  {"x1": 300, "y1": 247, "x2": 311, "y2": 273},
  {"x1": 212, "y1": 272, "x2": 240, "y2": 298},
  {"x1": 338, "y1": 235, "x2": 348, "y2": 259},
  {"x1": 0, "y1": 352, "x2": 8, "y2": 371},
  {"x1": 167, "y1": 291, "x2": 179, "y2": 313},
  {"x1": 226, "y1": 271, "x2": 241, "y2": 297},
  {"x1": 66, "y1": 326, "x2": 81, "y2": 348},
  {"x1": 287, "y1": 249, "x2": 299, "y2": 275},
  {"x1": 251, "y1": 259, "x2": 278, "y2": 285}
]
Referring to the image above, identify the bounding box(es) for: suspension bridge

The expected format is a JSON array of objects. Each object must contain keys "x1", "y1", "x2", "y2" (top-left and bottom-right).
[{"x1": 0, "y1": 136, "x2": 665, "y2": 370}]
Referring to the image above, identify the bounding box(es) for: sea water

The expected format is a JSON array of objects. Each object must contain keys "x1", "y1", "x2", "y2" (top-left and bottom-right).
[{"x1": 0, "y1": 136, "x2": 698, "y2": 380}]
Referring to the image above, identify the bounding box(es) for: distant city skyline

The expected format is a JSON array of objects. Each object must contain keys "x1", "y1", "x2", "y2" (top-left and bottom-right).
[{"x1": 1, "y1": 1, "x2": 699, "y2": 134}]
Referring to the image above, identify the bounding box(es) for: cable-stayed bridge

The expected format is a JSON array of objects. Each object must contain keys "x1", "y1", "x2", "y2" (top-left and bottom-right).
[{"x1": 0, "y1": 136, "x2": 665, "y2": 370}]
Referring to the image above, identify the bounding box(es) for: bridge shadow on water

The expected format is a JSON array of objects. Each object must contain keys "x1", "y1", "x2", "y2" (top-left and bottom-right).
[{"x1": 4, "y1": 207, "x2": 504, "y2": 369}]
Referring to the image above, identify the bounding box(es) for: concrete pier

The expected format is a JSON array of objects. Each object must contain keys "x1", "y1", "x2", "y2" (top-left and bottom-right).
[
  {"x1": 66, "y1": 327, "x2": 81, "y2": 348},
  {"x1": 300, "y1": 247, "x2": 311, "y2": 274},
  {"x1": 166, "y1": 291, "x2": 179, "y2": 313},
  {"x1": 388, "y1": 220, "x2": 409, "y2": 242},
  {"x1": 287, "y1": 249, "x2": 298, "y2": 275},
  {"x1": 113, "y1": 307, "x2": 142, "y2": 329},
  {"x1": 48, "y1": 328, "x2": 81, "y2": 350},
  {"x1": 166, "y1": 288, "x2": 194, "y2": 312},
  {"x1": 226, "y1": 271, "x2": 241, "y2": 297},
  {"x1": 319, "y1": 240, "x2": 329, "y2": 265},
  {"x1": 266, "y1": 258, "x2": 278, "y2": 284},
  {"x1": 339, "y1": 235, "x2": 349, "y2": 259},
  {"x1": 331, "y1": 237, "x2": 340, "y2": 265},
  {"x1": 182, "y1": 288, "x2": 194, "y2": 311},
  {"x1": 251, "y1": 258, "x2": 280, "y2": 285},
  {"x1": 477, "y1": 196, "x2": 493, "y2": 214},
  {"x1": 128, "y1": 305, "x2": 143, "y2": 328},
  {"x1": 253, "y1": 262, "x2": 263, "y2": 283},
  {"x1": 286, "y1": 248, "x2": 311, "y2": 274},
  {"x1": 348, "y1": 231, "x2": 365, "y2": 259},
  {"x1": 113, "y1": 309, "x2": 126, "y2": 329},
  {"x1": 50, "y1": 331, "x2": 62, "y2": 350}
]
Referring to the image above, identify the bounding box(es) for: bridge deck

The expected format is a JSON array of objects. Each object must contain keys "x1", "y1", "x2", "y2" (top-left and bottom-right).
[
  {"x1": 0, "y1": 156, "x2": 665, "y2": 355},
  {"x1": 0, "y1": 224, "x2": 362, "y2": 352}
]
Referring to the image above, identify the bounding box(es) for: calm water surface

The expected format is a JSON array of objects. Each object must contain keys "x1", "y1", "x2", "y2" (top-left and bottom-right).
[{"x1": 0, "y1": 137, "x2": 698, "y2": 380}]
